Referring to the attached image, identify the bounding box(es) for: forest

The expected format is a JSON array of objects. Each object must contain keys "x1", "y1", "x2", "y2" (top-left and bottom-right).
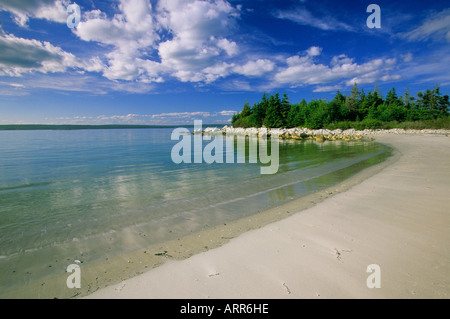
[{"x1": 231, "y1": 84, "x2": 450, "y2": 130}]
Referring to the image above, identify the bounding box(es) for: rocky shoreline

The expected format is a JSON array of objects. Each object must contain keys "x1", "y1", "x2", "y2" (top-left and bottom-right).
[{"x1": 194, "y1": 126, "x2": 450, "y2": 142}]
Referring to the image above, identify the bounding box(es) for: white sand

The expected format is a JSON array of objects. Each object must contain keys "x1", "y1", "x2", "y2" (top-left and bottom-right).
[{"x1": 86, "y1": 134, "x2": 449, "y2": 299}]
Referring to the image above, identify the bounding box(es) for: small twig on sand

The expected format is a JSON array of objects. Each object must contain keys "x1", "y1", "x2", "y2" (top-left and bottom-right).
[{"x1": 283, "y1": 282, "x2": 291, "y2": 294}]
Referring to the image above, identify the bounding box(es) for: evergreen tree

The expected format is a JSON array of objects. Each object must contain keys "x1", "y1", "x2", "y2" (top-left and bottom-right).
[
  {"x1": 286, "y1": 104, "x2": 300, "y2": 127},
  {"x1": 386, "y1": 87, "x2": 399, "y2": 106},
  {"x1": 357, "y1": 89, "x2": 370, "y2": 119},
  {"x1": 334, "y1": 90, "x2": 346, "y2": 104},
  {"x1": 345, "y1": 83, "x2": 360, "y2": 120},
  {"x1": 241, "y1": 101, "x2": 252, "y2": 118},
  {"x1": 401, "y1": 86, "x2": 414, "y2": 109},
  {"x1": 326, "y1": 99, "x2": 341, "y2": 123},
  {"x1": 287, "y1": 99, "x2": 307, "y2": 127},
  {"x1": 249, "y1": 93, "x2": 269, "y2": 127},
  {"x1": 231, "y1": 85, "x2": 448, "y2": 129},
  {"x1": 438, "y1": 94, "x2": 450, "y2": 117},
  {"x1": 263, "y1": 93, "x2": 283, "y2": 128},
  {"x1": 280, "y1": 93, "x2": 291, "y2": 127},
  {"x1": 231, "y1": 113, "x2": 240, "y2": 126}
]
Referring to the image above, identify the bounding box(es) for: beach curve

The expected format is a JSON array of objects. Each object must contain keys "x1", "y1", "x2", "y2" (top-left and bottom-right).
[{"x1": 85, "y1": 133, "x2": 449, "y2": 299}]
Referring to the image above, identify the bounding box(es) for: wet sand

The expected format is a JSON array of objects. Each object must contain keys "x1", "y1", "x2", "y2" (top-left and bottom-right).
[{"x1": 85, "y1": 133, "x2": 449, "y2": 299}]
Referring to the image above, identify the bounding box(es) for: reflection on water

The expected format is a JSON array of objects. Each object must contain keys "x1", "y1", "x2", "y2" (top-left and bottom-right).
[{"x1": 0, "y1": 128, "x2": 389, "y2": 297}]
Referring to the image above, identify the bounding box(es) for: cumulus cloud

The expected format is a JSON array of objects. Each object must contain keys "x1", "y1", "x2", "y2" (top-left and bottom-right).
[
  {"x1": 70, "y1": 0, "x2": 242, "y2": 83},
  {"x1": 306, "y1": 46, "x2": 322, "y2": 57},
  {"x1": 0, "y1": 0, "x2": 423, "y2": 93},
  {"x1": 233, "y1": 59, "x2": 275, "y2": 77},
  {"x1": 0, "y1": 0, "x2": 243, "y2": 84},
  {"x1": 0, "y1": 31, "x2": 81, "y2": 76},
  {"x1": 0, "y1": 0, "x2": 69, "y2": 26},
  {"x1": 274, "y1": 49, "x2": 399, "y2": 88},
  {"x1": 74, "y1": 0, "x2": 162, "y2": 82},
  {"x1": 156, "y1": 0, "x2": 239, "y2": 82},
  {"x1": 330, "y1": 54, "x2": 354, "y2": 66}
]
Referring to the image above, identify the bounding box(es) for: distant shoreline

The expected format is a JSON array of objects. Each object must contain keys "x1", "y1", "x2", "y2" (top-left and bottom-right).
[{"x1": 0, "y1": 124, "x2": 227, "y2": 131}]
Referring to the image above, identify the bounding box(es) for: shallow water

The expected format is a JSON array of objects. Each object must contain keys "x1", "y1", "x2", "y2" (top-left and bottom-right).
[{"x1": 0, "y1": 128, "x2": 389, "y2": 297}]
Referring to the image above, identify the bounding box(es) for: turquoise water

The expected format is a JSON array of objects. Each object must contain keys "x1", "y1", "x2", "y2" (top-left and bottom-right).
[{"x1": 0, "y1": 128, "x2": 389, "y2": 297}]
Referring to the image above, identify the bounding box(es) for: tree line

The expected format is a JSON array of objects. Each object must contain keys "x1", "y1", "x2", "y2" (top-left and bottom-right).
[{"x1": 231, "y1": 84, "x2": 450, "y2": 129}]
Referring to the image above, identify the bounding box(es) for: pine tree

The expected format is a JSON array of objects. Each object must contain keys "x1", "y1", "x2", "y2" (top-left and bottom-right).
[
  {"x1": 438, "y1": 94, "x2": 450, "y2": 117},
  {"x1": 334, "y1": 90, "x2": 346, "y2": 103},
  {"x1": 241, "y1": 101, "x2": 252, "y2": 118},
  {"x1": 263, "y1": 93, "x2": 283, "y2": 128},
  {"x1": 231, "y1": 85, "x2": 448, "y2": 128},
  {"x1": 249, "y1": 93, "x2": 269, "y2": 127},
  {"x1": 386, "y1": 87, "x2": 399, "y2": 106},
  {"x1": 280, "y1": 93, "x2": 291, "y2": 127},
  {"x1": 287, "y1": 99, "x2": 307, "y2": 127},
  {"x1": 345, "y1": 83, "x2": 360, "y2": 120},
  {"x1": 401, "y1": 86, "x2": 414, "y2": 109}
]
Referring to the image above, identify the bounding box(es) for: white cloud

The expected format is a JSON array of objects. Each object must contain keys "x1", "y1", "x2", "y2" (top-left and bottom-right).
[
  {"x1": 202, "y1": 62, "x2": 235, "y2": 83},
  {"x1": 306, "y1": 46, "x2": 322, "y2": 56},
  {"x1": 0, "y1": 71, "x2": 161, "y2": 96},
  {"x1": 313, "y1": 85, "x2": 342, "y2": 93},
  {"x1": 48, "y1": 110, "x2": 236, "y2": 125},
  {"x1": 0, "y1": 0, "x2": 69, "y2": 26},
  {"x1": 233, "y1": 59, "x2": 275, "y2": 77},
  {"x1": 2, "y1": 0, "x2": 437, "y2": 94},
  {"x1": 395, "y1": 48, "x2": 450, "y2": 86},
  {"x1": 220, "y1": 79, "x2": 253, "y2": 91},
  {"x1": 0, "y1": 32, "x2": 81, "y2": 76},
  {"x1": 0, "y1": 81, "x2": 29, "y2": 96},
  {"x1": 75, "y1": 0, "x2": 161, "y2": 82},
  {"x1": 275, "y1": 50, "x2": 399, "y2": 88},
  {"x1": 70, "y1": 0, "x2": 241, "y2": 84},
  {"x1": 0, "y1": 0, "x2": 166, "y2": 84},
  {"x1": 330, "y1": 54, "x2": 354, "y2": 66},
  {"x1": 401, "y1": 53, "x2": 413, "y2": 63},
  {"x1": 33, "y1": 0, "x2": 69, "y2": 23},
  {"x1": 216, "y1": 38, "x2": 239, "y2": 56},
  {"x1": 275, "y1": 7, "x2": 354, "y2": 32},
  {"x1": 152, "y1": 112, "x2": 211, "y2": 118},
  {"x1": 346, "y1": 71, "x2": 381, "y2": 86},
  {"x1": 156, "y1": 0, "x2": 239, "y2": 82},
  {"x1": 217, "y1": 110, "x2": 237, "y2": 116},
  {"x1": 399, "y1": 9, "x2": 450, "y2": 43},
  {"x1": 380, "y1": 74, "x2": 402, "y2": 82}
]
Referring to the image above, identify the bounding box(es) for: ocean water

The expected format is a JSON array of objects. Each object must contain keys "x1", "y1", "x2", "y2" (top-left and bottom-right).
[{"x1": 0, "y1": 128, "x2": 390, "y2": 297}]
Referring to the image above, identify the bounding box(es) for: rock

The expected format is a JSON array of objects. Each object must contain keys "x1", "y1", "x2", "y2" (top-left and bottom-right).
[
  {"x1": 203, "y1": 127, "x2": 221, "y2": 135},
  {"x1": 212, "y1": 126, "x2": 449, "y2": 140}
]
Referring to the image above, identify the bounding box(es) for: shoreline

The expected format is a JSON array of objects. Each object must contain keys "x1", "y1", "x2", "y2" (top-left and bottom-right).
[
  {"x1": 199, "y1": 126, "x2": 449, "y2": 141},
  {"x1": 69, "y1": 137, "x2": 392, "y2": 298},
  {"x1": 84, "y1": 131, "x2": 449, "y2": 299},
  {"x1": 0, "y1": 131, "x2": 389, "y2": 299}
]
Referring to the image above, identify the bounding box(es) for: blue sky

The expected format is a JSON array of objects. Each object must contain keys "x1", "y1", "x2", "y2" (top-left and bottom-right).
[{"x1": 0, "y1": 0, "x2": 449, "y2": 125}]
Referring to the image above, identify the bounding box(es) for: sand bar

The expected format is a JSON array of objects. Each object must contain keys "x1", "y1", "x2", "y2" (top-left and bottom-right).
[{"x1": 86, "y1": 133, "x2": 449, "y2": 299}]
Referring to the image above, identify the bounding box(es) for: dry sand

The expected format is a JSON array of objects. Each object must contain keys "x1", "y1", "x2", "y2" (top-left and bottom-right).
[{"x1": 85, "y1": 133, "x2": 449, "y2": 299}]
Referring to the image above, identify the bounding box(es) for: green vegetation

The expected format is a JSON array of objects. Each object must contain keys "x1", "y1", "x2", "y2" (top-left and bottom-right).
[{"x1": 231, "y1": 84, "x2": 450, "y2": 130}]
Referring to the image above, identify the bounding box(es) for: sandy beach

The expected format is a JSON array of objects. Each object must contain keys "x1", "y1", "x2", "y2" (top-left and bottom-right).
[{"x1": 85, "y1": 133, "x2": 449, "y2": 299}]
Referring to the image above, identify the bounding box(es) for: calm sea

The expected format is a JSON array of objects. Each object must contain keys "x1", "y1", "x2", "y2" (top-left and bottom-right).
[{"x1": 0, "y1": 128, "x2": 389, "y2": 297}]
